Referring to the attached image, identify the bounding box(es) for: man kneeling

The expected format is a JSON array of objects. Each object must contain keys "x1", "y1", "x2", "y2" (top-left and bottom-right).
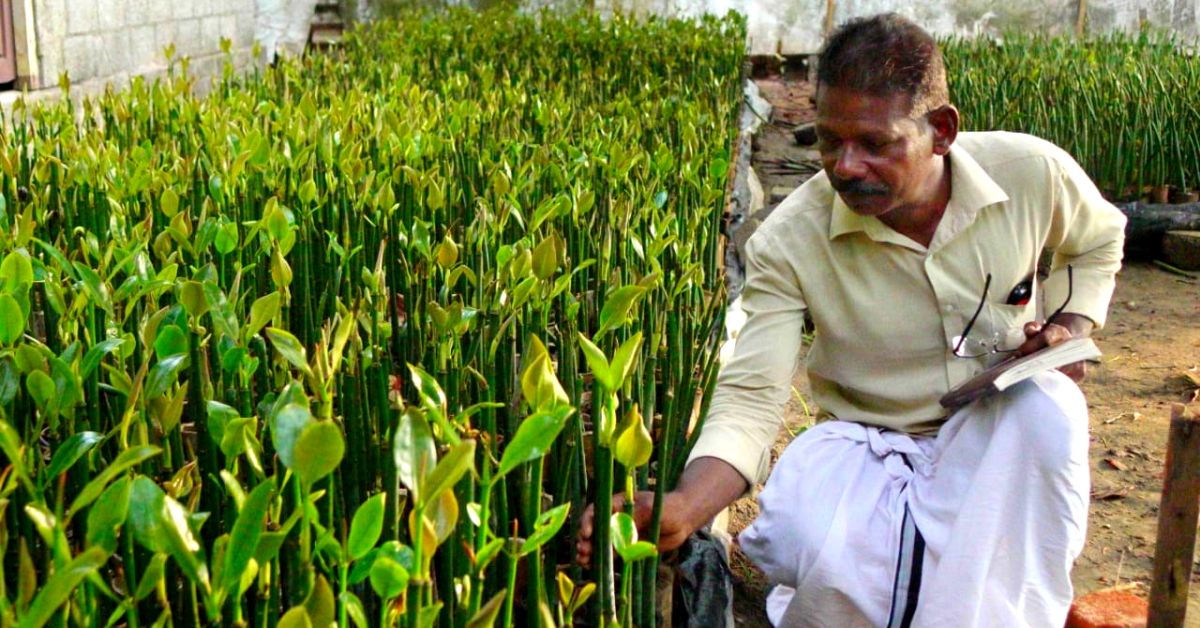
[{"x1": 579, "y1": 13, "x2": 1125, "y2": 627}]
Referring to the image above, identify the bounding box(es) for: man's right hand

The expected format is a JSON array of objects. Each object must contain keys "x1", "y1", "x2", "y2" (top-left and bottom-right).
[
  {"x1": 574, "y1": 491, "x2": 694, "y2": 568},
  {"x1": 574, "y1": 457, "x2": 750, "y2": 568}
]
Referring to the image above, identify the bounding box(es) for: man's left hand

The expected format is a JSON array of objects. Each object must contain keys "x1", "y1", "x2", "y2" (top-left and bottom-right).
[{"x1": 1015, "y1": 313, "x2": 1095, "y2": 382}]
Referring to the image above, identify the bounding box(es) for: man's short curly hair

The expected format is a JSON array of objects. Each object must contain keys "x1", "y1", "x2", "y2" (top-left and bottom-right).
[{"x1": 816, "y1": 13, "x2": 949, "y2": 117}]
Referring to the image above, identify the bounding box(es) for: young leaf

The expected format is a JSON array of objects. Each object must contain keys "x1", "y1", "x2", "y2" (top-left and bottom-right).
[
  {"x1": 18, "y1": 547, "x2": 109, "y2": 628},
  {"x1": 369, "y1": 556, "x2": 409, "y2": 600},
  {"x1": 466, "y1": 589, "x2": 507, "y2": 628},
  {"x1": 394, "y1": 408, "x2": 437, "y2": 504},
  {"x1": 145, "y1": 354, "x2": 188, "y2": 400},
  {"x1": 292, "y1": 421, "x2": 345, "y2": 485},
  {"x1": 348, "y1": 493, "x2": 387, "y2": 561},
  {"x1": 44, "y1": 431, "x2": 103, "y2": 482},
  {"x1": 596, "y1": 285, "x2": 647, "y2": 339},
  {"x1": 0, "y1": 294, "x2": 26, "y2": 345},
  {"x1": 179, "y1": 281, "x2": 209, "y2": 318},
  {"x1": 304, "y1": 575, "x2": 336, "y2": 628},
  {"x1": 609, "y1": 332, "x2": 644, "y2": 388},
  {"x1": 418, "y1": 439, "x2": 475, "y2": 509},
  {"x1": 496, "y1": 405, "x2": 574, "y2": 480},
  {"x1": 519, "y1": 503, "x2": 571, "y2": 556},
  {"x1": 270, "y1": 402, "x2": 313, "y2": 471},
  {"x1": 339, "y1": 592, "x2": 369, "y2": 628},
  {"x1": 245, "y1": 292, "x2": 281, "y2": 342},
  {"x1": 266, "y1": 328, "x2": 312, "y2": 375},
  {"x1": 86, "y1": 475, "x2": 132, "y2": 553},
  {"x1": 278, "y1": 607, "x2": 313, "y2": 628},
  {"x1": 223, "y1": 478, "x2": 274, "y2": 596},
  {"x1": 80, "y1": 338, "x2": 125, "y2": 380},
  {"x1": 576, "y1": 333, "x2": 614, "y2": 390}
]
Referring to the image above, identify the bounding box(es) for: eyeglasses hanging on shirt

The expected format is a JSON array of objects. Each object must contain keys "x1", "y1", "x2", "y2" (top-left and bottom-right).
[{"x1": 950, "y1": 265, "x2": 1074, "y2": 359}]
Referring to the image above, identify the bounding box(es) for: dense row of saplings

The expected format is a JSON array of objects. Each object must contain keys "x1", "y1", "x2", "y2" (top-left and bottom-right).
[
  {"x1": 944, "y1": 30, "x2": 1200, "y2": 203},
  {"x1": 0, "y1": 9, "x2": 744, "y2": 627}
]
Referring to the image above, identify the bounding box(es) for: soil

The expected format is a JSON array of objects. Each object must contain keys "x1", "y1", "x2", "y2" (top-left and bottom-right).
[{"x1": 724, "y1": 69, "x2": 1200, "y2": 625}]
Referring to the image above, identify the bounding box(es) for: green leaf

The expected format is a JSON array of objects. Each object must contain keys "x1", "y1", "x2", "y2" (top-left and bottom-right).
[
  {"x1": 435, "y1": 234, "x2": 458, "y2": 268},
  {"x1": 519, "y1": 503, "x2": 571, "y2": 556},
  {"x1": 0, "y1": 358, "x2": 18, "y2": 405},
  {"x1": 0, "y1": 294, "x2": 26, "y2": 345},
  {"x1": 610, "y1": 332, "x2": 643, "y2": 388},
  {"x1": 339, "y1": 592, "x2": 369, "y2": 628},
  {"x1": 17, "y1": 547, "x2": 109, "y2": 628},
  {"x1": 531, "y1": 236, "x2": 557, "y2": 280},
  {"x1": 128, "y1": 477, "x2": 170, "y2": 553},
  {"x1": 613, "y1": 404, "x2": 653, "y2": 469},
  {"x1": 146, "y1": 354, "x2": 188, "y2": 400},
  {"x1": 245, "y1": 292, "x2": 281, "y2": 341},
  {"x1": 292, "y1": 421, "x2": 344, "y2": 485},
  {"x1": 419, "y1": 439, "x2": 474, "y2": 509},
  {"x1": 597, "y1": 285, "x2": 647, "y2": 339},
  {"x1": 160, "y1": 188, "x2": 180, "y2": 217},
  {"x1": 610, "y1": 511, "x2": 638, "y2": 555},
  {"x1": 68, "y1": 445, "x2": 161, "y2": 517},
  {"x1": 1, "y1": 250, "x2": 34, "y2": 292},
  {"x1": 179, "y1": 280, "x2": 209, "y2": 318},
  {"x1": 393, "y1": 409, "x2": 437, "y2": 504},
  {"x1": 153, "y1": 325, "x2": 189, "y2": 361},
  {"x1": 44, "y1": 431, "x2": 103, "y2": 482},
  {"x1": 223, "y1": 478, "x2": 274, "y2": 596},
  {"x1": 270, "y1": 402, "x2": 313, "y2": 470},
  {"x1": 25, "y1": 369, "x2": 56, "y2": 413},
  {"x1": 86, "y1": 475, "x2": 132, "y2": 553},
  {"x1": 215, "y1": 221, "x2": 239, "y2": 255},
  {"x1": 266, "y1": 328, "x2": 311, "y2": 375},
  {"x1": 576, "y1": 333, "x2": 613, "y2": 390},
  {"x1": 134, "y1": 553, "x2": 169, "y2": 601},
  {"x1": 617, "y1": 540, "x2": 657, "y2": 562},
  {"x1": 278, "y1": 607, "x2": 313, "y2": 628},
  {"x1": 304, "y1": 574, "x2": 336, "y2": 628},
  {"x1": 369, "y1": 556, "x2": 409, "y2": 600},
  {"x1": 475, "y1": 538, "x2": 504, "y2": 573},
  {"x1": 466, "y1": 590, "x2": 507, "y2": 628},
  {"x1": 496, "y1": 405, "x2": 573, "y2": 480},
  {"x1": 81, "y1": 338, "x2": 125, "y2": 380},
  {"x1": 347, "y1": 493, "x2": 387, "y2": 561}
]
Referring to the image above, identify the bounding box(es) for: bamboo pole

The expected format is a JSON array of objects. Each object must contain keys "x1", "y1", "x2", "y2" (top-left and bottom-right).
[{"x1": 1148, "y1": 404, "x2": 1200, "y2": 627}]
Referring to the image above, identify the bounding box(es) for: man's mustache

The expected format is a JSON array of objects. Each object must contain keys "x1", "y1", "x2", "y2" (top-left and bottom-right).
[{"x1": 830, "y1": 177, "x2": 890, "y2": 196}]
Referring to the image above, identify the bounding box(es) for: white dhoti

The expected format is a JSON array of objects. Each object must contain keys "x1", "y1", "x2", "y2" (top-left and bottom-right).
[{"x1": 739, "y1": 371, "x2": 1090, "y2": 627}]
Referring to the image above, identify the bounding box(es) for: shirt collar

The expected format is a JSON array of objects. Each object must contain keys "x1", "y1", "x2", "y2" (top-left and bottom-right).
[{"x1": 828, "y1": 142, "x2": 1010, "y2": 249}]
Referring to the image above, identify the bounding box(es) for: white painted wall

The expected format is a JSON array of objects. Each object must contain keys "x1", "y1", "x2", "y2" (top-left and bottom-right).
[{"x1": 595, "y1": 0, "x2": 1200, "y2": 54}]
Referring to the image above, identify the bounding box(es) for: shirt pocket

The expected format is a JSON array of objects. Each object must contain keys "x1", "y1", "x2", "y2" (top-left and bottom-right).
[{"x1": 983, "y1": 300, "x2": 1037, "y2": 353}]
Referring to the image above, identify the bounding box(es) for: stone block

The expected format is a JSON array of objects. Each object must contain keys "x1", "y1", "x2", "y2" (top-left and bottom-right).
[
  {"x1": 62, "y1": 34, "x2": 100, "y2": 82},
  {"x1": 201, "y1": 16, "x2": 221, "y2": 52},
  {"x1": 1162, "y1": 230, "x2": 1200, "y2": 271},
  {"x1": 129, "y1": 24, "x2": 158, "y2": 70},
  {"x1": 124, "y1": 0, "x2": 153, "y2": 27},
  {"x1": 147, "y1": 0, "x2": 172, "y2": 23},
  {"x1": 66, "y1": 0, "x2": 99, "y2": 36},
  {"x1": 98, "y1": 30, "x2": 131, "y2": 76},
  {"x1": 95, "y1": 0, "x2": 127, "y2": 31},
  {"x1": 172, "y1": 0, "x2": 194, "y2": 20},
  {"x1": 176, "y1": 18, "x2": 202, "y2": 56},
  {"x1": 1065, "y1": 589, "x2": 1147, "y2": 628}
]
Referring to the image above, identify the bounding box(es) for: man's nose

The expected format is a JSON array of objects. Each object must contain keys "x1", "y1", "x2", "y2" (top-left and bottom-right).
[{"x1": 832, "y1": 144, "x2": 869, "y2": 181}]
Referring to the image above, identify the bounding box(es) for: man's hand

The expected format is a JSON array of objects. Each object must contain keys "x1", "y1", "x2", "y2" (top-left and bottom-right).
[
  {"x1": 574, "y1": 457, "x2": 749, "y2": 568},
  {"x1": 575, "y1": 491, "x2": 693, "y2": 568},
  {"x1": 1015, "y1": 312, "x2": 1095, "y2": 382}
]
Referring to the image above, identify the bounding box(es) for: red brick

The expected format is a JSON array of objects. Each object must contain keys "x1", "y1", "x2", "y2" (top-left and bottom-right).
[{"x1": 1065, "y1": 589, "x2": 1148, "y2": 628}]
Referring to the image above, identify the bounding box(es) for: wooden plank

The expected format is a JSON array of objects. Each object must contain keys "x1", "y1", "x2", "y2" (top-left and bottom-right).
[{"x1": 1147, "y1": 404, "x2": 1200, "y2": 628}]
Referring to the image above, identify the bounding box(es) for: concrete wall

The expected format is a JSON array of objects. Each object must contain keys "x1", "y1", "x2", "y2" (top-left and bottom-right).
[
  {"x1": 595, "y1": 0, "x2": 1200, "y2": 54},
  {"x1": 18, "y1": 0, "x2": 258, "y2": 91}
]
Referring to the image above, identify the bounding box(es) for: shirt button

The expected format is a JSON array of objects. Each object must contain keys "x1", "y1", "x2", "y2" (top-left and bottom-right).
[{"x1": 943, "y1": 303, "x2": 956, "y2": 312}]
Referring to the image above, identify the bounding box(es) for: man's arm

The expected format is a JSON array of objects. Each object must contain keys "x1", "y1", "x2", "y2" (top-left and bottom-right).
[
  {"x1": 577, "y1": 227, "x2": 808, "y2": 559},
  {"x1": 575, "y1": 458, "x2": 748, "y2": 564}
]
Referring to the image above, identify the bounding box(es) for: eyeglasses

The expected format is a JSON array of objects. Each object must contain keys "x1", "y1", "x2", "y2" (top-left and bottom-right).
[{"x1": 951, "y1": 265, "x2": 1073, "y2": 359}]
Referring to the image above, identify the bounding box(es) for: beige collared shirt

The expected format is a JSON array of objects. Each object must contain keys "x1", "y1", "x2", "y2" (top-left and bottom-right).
[{"x1": 690, "y1": 131, "x2": 1127, "y2": 485}]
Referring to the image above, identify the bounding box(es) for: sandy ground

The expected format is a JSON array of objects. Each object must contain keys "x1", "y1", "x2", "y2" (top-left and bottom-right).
[{"x1": 724, "y1": 70, "x2": 1200, "y2": 625}]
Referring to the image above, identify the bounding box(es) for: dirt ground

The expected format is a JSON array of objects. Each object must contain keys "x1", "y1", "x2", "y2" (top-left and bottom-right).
[{"x1": 724, "y1": 70, "x2": 1200, "y2": 625}]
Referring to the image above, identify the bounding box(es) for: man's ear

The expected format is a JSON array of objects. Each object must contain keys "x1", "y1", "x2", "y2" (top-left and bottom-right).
[{"x1": 927, "y1": 105, "x2": 959, "y2": 156}]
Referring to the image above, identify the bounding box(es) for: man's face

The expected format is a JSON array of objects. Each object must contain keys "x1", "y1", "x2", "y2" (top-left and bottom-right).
[{"x1": 814, "y1": 85, "x2": 940, "y2": 217}]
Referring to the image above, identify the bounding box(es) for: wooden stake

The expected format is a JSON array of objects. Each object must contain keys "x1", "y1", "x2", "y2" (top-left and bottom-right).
[
  {"x1": 1148, "y1": 404, "x2": 1200, "y2": 628},
  {"x1": 824, "y1": 0, "x2": 836, "y2": 37},
  {"x1": 1076, "y1": 0, "x2": 1088, "y2": 36}
]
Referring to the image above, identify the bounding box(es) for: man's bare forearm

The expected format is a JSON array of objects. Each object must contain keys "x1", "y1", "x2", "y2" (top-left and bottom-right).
[{"x1": 672, "y1": 456, "x2": 751, "y2": 532}]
